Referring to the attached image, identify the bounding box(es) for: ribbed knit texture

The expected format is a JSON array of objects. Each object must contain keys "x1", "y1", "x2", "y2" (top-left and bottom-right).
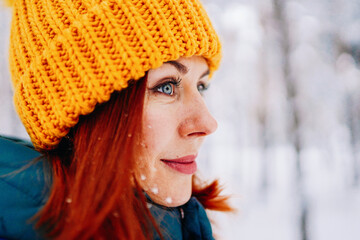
[{"x1": 8, "y1": 0, "x2": 221, "y2": 150}]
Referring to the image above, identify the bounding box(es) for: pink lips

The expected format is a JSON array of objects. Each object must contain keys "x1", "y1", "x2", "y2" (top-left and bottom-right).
[{"x1": 161, "y1": 155, "x2": 197, "y2": 174}]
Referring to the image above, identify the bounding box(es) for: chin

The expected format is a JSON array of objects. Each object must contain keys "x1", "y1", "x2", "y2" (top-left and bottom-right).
[
  {"x1": 165, "y1": 189, "x2": 192, "y2": 207},
  {"x1": 146, "y1": 179, "x2": 193, "y2": 207}
]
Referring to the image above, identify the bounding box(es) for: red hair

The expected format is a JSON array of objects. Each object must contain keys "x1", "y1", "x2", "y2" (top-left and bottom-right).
[{"x1": 35, "y1": 76, "x2": 232, "y2": 239}]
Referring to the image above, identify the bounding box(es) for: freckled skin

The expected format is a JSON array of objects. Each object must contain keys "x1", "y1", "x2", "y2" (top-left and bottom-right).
[{"x1": 135, "y1": 56, "x2": 218, "y2": 207}]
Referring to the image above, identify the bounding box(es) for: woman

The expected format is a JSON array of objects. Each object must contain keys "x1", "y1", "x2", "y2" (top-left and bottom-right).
[{"x1": 0, "y1": 0, "x2": 232, "y2": 239}]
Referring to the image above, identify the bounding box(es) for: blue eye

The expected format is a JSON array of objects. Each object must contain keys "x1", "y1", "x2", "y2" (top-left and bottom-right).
[
  {"x1": 197, "y1": 83, "x2": 209, "y2": 93},
  {"x1": 154, "y1": 77, "x2": 182, "y2": 96},
  {"x1": 157, "y1": 83, "x2": 174, "y2": 95}
]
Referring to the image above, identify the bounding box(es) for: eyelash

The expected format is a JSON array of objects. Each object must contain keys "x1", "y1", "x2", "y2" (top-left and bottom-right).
[
  {"x1": 152, "y1": 77, "x2": 210, "y2": 96},
  {"x1": 153, "y1": 77, "x2": 182, "y2": 96}
]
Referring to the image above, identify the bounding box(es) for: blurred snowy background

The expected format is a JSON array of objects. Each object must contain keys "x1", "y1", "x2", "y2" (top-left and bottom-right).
[{"x1": 1, "y1": 0, "x2": 360, "y2": 239}]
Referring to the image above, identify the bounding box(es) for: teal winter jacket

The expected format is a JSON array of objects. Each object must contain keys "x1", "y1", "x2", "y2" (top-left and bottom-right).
[
  {"x1": 0, "y1": 136, "x2": 214, "y2": 240},
  {"x1": 0, "y1": 136, "x2": 47, "y2": 240}
]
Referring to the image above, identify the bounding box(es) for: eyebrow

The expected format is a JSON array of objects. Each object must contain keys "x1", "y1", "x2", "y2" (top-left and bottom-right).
[
  {"x1": 165, "y1": 61, "x2": 189, "y2": 74},
  {"x1": 165, "y1": 61, "x2": 210, "y2": 78},
  {"x1": 200, "y1": 69, "x2": 210, "y2": 79}
]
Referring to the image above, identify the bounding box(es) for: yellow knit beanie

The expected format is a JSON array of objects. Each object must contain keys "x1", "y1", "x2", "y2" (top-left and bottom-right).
[{"x1": 7, "y1": 0, "x2": 221, "y2": 150}]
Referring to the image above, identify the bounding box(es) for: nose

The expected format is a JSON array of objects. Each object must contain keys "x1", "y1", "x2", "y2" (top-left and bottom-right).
[{"x1": 178, "y1": 95, "x2": 218, "y2": 138}]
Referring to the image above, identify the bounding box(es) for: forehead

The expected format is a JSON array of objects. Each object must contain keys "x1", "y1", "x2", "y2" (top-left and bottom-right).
[{"x1": 148, "y1": 56, "x2": 209, "y2": 76}]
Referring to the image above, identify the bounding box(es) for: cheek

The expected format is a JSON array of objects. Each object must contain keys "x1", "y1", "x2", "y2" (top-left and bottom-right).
[
  {"x1": 135, "y1": 107, "x2": 174, "y2": 180},
  {"x1": 136, "y1": 106, "x2": 192, "y2": 206},
  {"x1": 142, "y1": 107, "x2": 176, "y2": 157}
]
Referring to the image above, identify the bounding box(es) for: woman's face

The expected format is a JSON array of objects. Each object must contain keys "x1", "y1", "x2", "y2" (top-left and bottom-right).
[{"x1": 135, "y1": 56, "x2": 218, "y2": 207}]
